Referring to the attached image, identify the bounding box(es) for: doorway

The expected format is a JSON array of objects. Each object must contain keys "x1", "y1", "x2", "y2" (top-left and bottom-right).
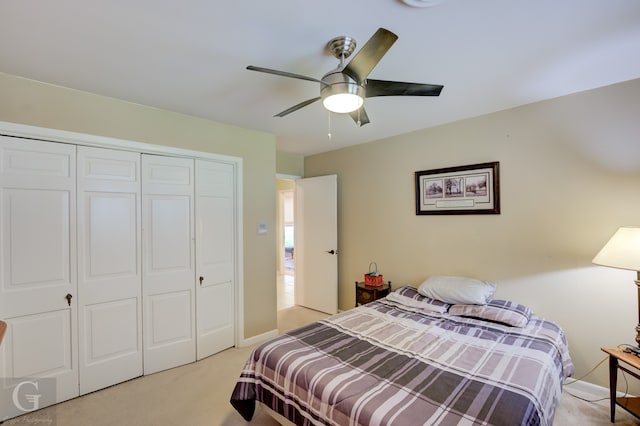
[{"x1": 277, "y1": 179, "x2": 295, "y2": 310}]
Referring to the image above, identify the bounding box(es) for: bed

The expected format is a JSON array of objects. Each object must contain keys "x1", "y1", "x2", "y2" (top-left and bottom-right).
[{"x1": 230, "y1": 284, "x2": 573, "y2": 425}]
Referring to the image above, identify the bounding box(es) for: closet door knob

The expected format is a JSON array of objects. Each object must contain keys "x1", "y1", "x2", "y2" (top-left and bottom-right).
[
  {"x1": 65, "y1": 293, "x2": 73, "y2": 306},
  {"x1": 199, "y1": 276, "x2": 204, "y2": 286}
]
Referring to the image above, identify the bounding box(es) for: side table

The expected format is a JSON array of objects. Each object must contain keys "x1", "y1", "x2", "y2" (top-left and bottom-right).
[
  {"x1": 355, "y1": 281, "x2": 391, "y2": 307},
  {"x1": 601, "y1": 347, "x2": 640, "y2": 422}
]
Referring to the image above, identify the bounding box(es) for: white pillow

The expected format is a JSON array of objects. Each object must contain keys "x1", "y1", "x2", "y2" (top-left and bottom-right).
[{"x1": 417, "y1": 276, "x2": 496, "y2": 305}]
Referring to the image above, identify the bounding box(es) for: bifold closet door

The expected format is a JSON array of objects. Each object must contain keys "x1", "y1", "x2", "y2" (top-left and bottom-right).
[
  {"x1": 0, "y1": 137, "x2": 79, "y2": 419},
  {"x1": 195, "y1": 160, "x2": 235, "y2": 359},
  {"x1": 142, "y1": 155, "x2": 195, "y2": 374},
  {"x1": 77, "y1": 147, "x2": 142, "y2": 395}
]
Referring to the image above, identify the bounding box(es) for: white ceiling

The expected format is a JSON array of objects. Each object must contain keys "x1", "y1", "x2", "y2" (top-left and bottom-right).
[{"x1": 1, "y1": 0, "x2": 639, "y2": 156}]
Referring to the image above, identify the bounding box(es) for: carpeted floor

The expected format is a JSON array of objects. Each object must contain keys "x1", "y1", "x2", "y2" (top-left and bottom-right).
[{"x1": 7, "y1": 306, "x2": 640, "y2": 425}]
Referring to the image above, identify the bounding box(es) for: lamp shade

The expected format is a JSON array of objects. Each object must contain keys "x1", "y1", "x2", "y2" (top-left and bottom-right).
[{"x1": 592, "y1": 226, "x2": 640, "y2": 271}]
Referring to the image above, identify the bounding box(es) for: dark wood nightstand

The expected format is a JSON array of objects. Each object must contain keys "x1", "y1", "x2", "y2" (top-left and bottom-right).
[
  {"x1": 601, "y1": 347, "x2": 640, "y2": 422},
  {"x1": 355, "y1": 281, "x2": 391, "y2": 307}
]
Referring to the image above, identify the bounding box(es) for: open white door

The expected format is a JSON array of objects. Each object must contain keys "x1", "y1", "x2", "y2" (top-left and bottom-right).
[{"x1": 294, "y1": 175, "x2": 338, "y2": 314}]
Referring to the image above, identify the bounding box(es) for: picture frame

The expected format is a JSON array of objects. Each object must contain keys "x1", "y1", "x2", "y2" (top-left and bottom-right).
[{"x1": 415, "y1": 162, "x2": 500, "y2": 215}]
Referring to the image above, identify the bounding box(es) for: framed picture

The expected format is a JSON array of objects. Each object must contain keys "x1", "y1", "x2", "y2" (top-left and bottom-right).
[{"x1": 415, "y1": 162, "x2": 500, "y2": 215}]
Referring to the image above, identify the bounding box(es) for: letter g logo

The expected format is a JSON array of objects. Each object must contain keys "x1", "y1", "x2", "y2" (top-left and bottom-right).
[{"x1": 12, "y1": 380, "x2": 42, "y2": 412}]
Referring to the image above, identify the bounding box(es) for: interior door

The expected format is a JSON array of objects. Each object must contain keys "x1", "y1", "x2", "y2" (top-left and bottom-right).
[
  {"x1": 142, "y1": 155, "x2": 195, "y2": 374},
  {"x1": 195, "y1": 159, "x2": 235, "y2": 360},
  {"x1": 0, "y1": 137, "x2": 79, "y2": 420},
  {"x1": 294, "y1": 175, "x2": 338, "y2": 314},
  {"x1": 77, "y1": 146, "x2": 142, "y2": 395}
]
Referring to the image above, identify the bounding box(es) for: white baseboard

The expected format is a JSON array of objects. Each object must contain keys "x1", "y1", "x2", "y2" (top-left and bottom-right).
[
  {"x1": 239, "y1": 329, "x2": 279, "y2": 348},
  {"x1": 564, "y1": 379, "x2": 633, "y2": 399},
  {"x1": 565, "y1": 379, "x2": 609, "y2": 398}
]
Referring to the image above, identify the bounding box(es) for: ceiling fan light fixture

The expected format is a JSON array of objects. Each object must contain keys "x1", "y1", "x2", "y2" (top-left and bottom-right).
[
  {"x1": 248, "y1": 27, "x2": 442, "y2": 124},
  {"x1": 322, "y1": 92, "x2": 364, "y2": 113},
  {"x1": 321, "y1": 35, "x2": 363, "y2": 113},
  {"x1": 320, "y1": 71, "x2": 365, "y2": 113}
]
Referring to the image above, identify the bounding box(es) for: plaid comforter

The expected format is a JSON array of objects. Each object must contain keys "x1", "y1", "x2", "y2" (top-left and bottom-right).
[{"x1": 231, "y1": 293, "x2": 573, "y2": 425}]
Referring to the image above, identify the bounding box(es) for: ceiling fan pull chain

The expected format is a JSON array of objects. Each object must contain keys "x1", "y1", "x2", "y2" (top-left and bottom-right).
[
  {"x1": 357, "y1": 108, "x2": 361, "y2": 127},
  {"x1": 327, "y1": 111, "x2": 332, "y2": 141}
]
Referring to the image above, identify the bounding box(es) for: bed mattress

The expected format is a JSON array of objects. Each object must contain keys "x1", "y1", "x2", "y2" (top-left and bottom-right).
[{"x1": 231, "y1": 287, "x2": 573, "y2": 425}]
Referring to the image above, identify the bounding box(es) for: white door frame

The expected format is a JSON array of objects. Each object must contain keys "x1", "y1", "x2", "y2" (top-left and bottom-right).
[{"x1": 0, "y1": 121, "x2": 245, "y2": 347}]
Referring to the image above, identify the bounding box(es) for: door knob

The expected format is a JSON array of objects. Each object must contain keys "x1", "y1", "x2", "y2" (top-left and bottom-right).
[
  {"x1": 65, "y1": 293, "x2": 73, "y2": 306},
  {"x1": 325, "y1": 250, "x2": 338, "y2": 255},
  {"x1": 199, "y1": 276, "x2": 204, "y2": 286}
]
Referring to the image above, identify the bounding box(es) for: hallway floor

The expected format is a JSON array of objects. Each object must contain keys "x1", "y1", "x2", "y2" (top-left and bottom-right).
[
  {"x1": 277, "y1": 273, "x2": 294, "y2": 310},
  {"x1": 277, "y1": 253, "x2": 295, "y2": 310}
]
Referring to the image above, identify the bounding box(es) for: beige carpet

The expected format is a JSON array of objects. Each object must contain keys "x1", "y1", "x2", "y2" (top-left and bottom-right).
[{"x1": 8, "y1": 306, "x2": 640, "y2": 425}]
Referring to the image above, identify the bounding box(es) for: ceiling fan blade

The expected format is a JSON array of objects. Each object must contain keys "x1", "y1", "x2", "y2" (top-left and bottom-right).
[
  {"x1": 247, "y1": 65, "x2": 324, "y2": 84},
  {"x1": 342, "y1": 28, "x2": 398, "y2": 83},
  {"x1": 274, "y1": 97, "x2": 321, "y2": 117},
  {"x1": 349, "y1": 107, "x2": 370, "y2": 127},
  {"x1": 365, "y1": 79, "x2": 444, "y2": 97}
]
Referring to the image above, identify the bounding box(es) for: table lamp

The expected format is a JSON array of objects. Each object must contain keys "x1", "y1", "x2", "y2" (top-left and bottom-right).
[{"x1": 593, "y1": 226, "x2": 640, "y2": 346}]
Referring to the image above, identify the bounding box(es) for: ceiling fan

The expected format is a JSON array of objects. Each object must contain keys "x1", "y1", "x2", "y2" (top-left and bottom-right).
[{"x1": 247, "y1": 27, "x2": 444, "y2": 127}]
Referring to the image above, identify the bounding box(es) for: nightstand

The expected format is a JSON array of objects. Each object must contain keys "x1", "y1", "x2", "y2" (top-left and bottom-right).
[
  {"x1": 355, "y1": 281, "x2": 391, "y2": 307},
  {"x1": 601, "y1": 347, "x2": 640, "y2": 422}
]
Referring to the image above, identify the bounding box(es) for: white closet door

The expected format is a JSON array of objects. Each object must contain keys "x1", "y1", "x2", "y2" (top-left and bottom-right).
[
  {"x1": 195, "y1": 160, "x2": 235, "y2": 359},
  {"x1": 0, "y1": 137, "x2": 78, "y2": 420},
  {"x1": 142, "y1": 155, "x2": 195, "y2": 374},
  {"x1": 77, "y1": 147, "x2": 142, "y2": 395}
]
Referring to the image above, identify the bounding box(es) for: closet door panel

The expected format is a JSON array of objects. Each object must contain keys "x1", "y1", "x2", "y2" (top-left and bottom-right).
[
  {"x1": 142, "y1": 155, "x2": 195, "y2": 374},
  {"x1": 147, "y1": 197, "x2": 191, "y2": 271},
  {"x1": 8, "y1": 310, "x2": 72, "y2": 378},
  {"x1": 6, "y1": 189, "x2": 70, "y2": 292},
  {"x1": 0, "y1": 137, "x2": 78, "y2": 420},
  {"x1": 195, "y1": 160, "x2": 235, "y2": 360},
  {"x1": 197, "y1": 196, "x2": 234, "y2": 281},
  {"x1": 77, "y1": 146, "x2": 142, "y2": 395},
  {"x1": 83, "y1": 299, "x2": 138, "y2": 361}
]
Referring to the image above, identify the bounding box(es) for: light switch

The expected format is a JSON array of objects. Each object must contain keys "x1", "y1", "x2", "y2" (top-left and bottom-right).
[{"x1": 257, "y1": 222, "x2": 268, "y2": 235}]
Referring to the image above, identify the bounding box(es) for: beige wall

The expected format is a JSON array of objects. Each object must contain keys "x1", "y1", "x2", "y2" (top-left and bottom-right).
[
  {"x1": 276, "y1": 151, "x2": 304, "y2": 177},
  {"x1": 0, "y1": 72, "x2": 278, "y2": 338},
  {"x1": 305, "y1": 78, "x2": 640, "y2": 390}
]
